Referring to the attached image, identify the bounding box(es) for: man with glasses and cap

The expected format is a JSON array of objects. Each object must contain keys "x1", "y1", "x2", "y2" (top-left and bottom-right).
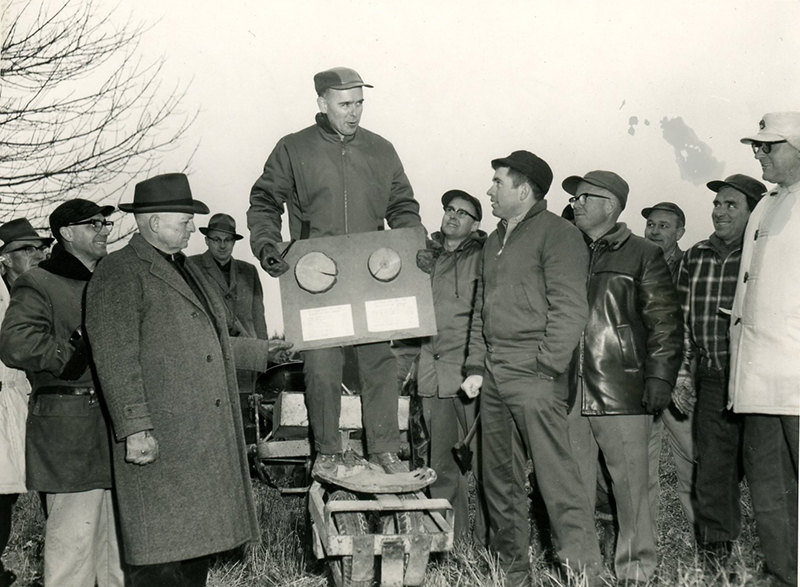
[
  {"x1": 415, "y1": 189, "x2": 488, "y2": 544},
  {"x1": 247, "y1": 67, "x2": 422, "y2": 479},
  {"x1": 85, "y1": 173, "x2": 289, "y2": 587},
  {"x1": 460, "y1": 151, "x2": 602, "y2": 586},
  {"x1": 0, "y1": 201, "x2": 123, "y2": 587},
  {"x1": 565, "y1": 171, "x2": 682, "y2": 586},
  {"x1": 191, "y1": 213, "x2": 268, "y2": 395},
  {"x1": 0, "y1": 218, "x2": 53, "y2": 587},
  {"x1": 729, "y1": 113, "x2": 800, "y2": 586}
]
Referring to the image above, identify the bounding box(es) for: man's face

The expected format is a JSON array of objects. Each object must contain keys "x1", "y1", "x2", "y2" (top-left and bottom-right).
[
  {"x1": 67, "y1": 214, "x2": 110, "y2": 262},
  {"x1": 712, "y1": 187, "x2": 751, "y2": 245},
  {"x1": 318, "y1": 87, "x2": 364, "y2": 136},
  {"x1": 1, "y1": 240, "x2": 47, "y2": 278},
  {"x1": 440, "y1": 197, "x2": 479, "y2": 242},
  {"x1": 572, "y1": 181, "x2": 616, "y2": 234},
  {"x1": 205, "y1": 229, "x2": 236, "y2": 264},
  {"x1": 156, "y1": 213, "x2": 195, "y2": 253},
  {"x1": 644, "y1": 210, "x2": 685, "y2": 253},
  {"x1": 755, "y1": 141, "x2": 800, "y2": 186},
  {"x1": 487, "y1": 167, "x2": 527, "y2": 220}
]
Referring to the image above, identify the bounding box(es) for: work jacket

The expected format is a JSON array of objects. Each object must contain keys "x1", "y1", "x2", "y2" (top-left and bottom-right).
[{"x1": 572, "y1": 223, "x2": 683, "y2": 415}]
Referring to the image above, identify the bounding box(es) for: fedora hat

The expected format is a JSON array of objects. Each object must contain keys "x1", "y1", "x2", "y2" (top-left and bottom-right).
[
  {"x1": 199, "y1": 213, "x2": 243, "y2": 240},
  {"x1": 0, "y1": 218, "x2": 54, "y2": 254},
  {"x1": 119, "y1": 173, "x2": 209, "y2": 215}
]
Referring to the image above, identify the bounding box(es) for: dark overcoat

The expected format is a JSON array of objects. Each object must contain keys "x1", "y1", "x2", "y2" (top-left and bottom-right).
[{"x1": 85, "y1": 234, "x2": 269, "y2": 565}]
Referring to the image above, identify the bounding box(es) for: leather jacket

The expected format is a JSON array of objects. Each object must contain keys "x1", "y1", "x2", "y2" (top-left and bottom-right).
[{"x1": 571, "y1": 223, "x2": 683, "y2": 415}]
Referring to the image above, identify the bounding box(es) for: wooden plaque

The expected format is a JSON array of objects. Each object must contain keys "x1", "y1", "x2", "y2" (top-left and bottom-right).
[{"x1": 278, "y1": 226, "x2": 436, "y2": 351}]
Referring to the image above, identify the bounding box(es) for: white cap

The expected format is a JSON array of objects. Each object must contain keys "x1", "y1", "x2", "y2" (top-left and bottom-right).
[{"x1": 741, "y1": 112, "x2": 800, "y2": 151}]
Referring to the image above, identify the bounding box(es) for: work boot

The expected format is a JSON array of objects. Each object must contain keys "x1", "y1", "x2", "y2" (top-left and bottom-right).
[
  {"x1": 369, "y1": 452, "x2": 408, "y2": 474},
  {"x1": 312, "y1": 453, "x2": 340, "y2": 480}
]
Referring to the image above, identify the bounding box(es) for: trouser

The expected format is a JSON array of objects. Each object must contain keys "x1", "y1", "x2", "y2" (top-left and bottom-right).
[
  {"x1": 0, "y1": 493, "x2": 19, "y2": 575},
  {"x1": 482, "y1": 355, "x2": 601, "y2": 587},
  {"x1": 651, "y1": 404, "x2": 696, "y2": 525},
  {"x1": 694, "y1": 367, "x2": 743, "y2": 543},
  {"x1": 44, "y1": 489, "x2": 124, "y2": 587},
  {"x1": 569, "y1": 408, "x2": 657, "y2": 583},
  {"x1": 421, "y1": 394, "x2": 488, "y2": 544},
  {"x1": 743, "y1": 414, "x2": 798, "y2": 587},
  {"x1": 304, "y1": 343, "x2": 399, "y2": 455},
  {"x1": 126, "y1": 555, "x2": 211, "y2": 587}
]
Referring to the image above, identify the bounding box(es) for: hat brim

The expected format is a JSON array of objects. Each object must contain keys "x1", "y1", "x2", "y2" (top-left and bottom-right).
[
  {"x1": 492, "y1": 157, "x2": 549, "y2": 194},
  {"x1": 329, "y1": 82, "x2": 374, "y2": 91},
  {"x1": 561, "y1": 175, "x2": 586, "y2": 196},
  {"x1": 0, "y1": 236, "x2": 55, "y2": 255},
  {"x1": 199, "y1": 227, "x2": 243, "y2": 240},
  {"x1": 640, "y1": 207, "x2": 655, "y2": 219},
  {"x1": 706, "y1": 180, "x2": 763, "y2": 202},
  {"x1": 740, "y1": 132, "x2": 786, "y2": 144},
  {"x1": 441, "y1": 191, "x2": 483, "y2": 221},
  {"x1": 119, "y1": 200, "x2": 210, "y2": 215}
]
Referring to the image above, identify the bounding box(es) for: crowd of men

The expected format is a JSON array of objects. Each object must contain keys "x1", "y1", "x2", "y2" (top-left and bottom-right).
[{"x1": 0, "y1": 66, "x2": 797, "y2": 587}]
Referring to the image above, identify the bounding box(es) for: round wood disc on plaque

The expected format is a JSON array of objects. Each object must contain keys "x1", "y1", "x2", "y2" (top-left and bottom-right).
[
  {"x1": 295, "y1": 251, "x2": 338, "y2": 293},
  {"x1": 367, "y1": 247, "x2": 402, "y2": 282}
]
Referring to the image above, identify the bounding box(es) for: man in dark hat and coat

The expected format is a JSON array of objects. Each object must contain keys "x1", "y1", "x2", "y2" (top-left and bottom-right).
[
  {"x1": 0, "y1": 201, "x2": 124, "y2": 587},
  {"x1": 85, "y1": 173, "x2": 289, "y2": 587},
  {"x1": 191, "y1": 213, "x2": 269, "y2": 398}
]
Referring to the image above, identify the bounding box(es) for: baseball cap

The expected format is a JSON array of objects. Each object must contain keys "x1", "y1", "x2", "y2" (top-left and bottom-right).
[
  {"x1": 441, "y1": 190, "x2": 483, "y2": 221},
  {"x1": 707, "y1": 174, "x2": 767, "y2": 209},
  {"x1": 740, "y1": 112, "x2": 800, "y2": 151},
  {"x1": 641, "y1": 202, "x2": 686, "y2": 226},
  {"x1": 50, "y1": 199, "x2": 115, "y2": 241},
  {"x1": 491, "y1": 151, "x2": 554, "y2": 196},
  {"x1": 562, "y1": 170, "x2": 630, "y2": 210},
  {"x1": 314, "y1": 67, "x2": 373, "y2": 96}
]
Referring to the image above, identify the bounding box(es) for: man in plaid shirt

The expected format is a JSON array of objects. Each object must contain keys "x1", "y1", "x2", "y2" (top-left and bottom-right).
[{"x1": 674, "y1": 173, "x2": 765, "y2": 568}]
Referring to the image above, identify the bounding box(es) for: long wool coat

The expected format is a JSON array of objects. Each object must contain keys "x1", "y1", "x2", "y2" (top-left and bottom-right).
[{"x1": 85, "y1": 234, "x2": 270, "y2": 565}]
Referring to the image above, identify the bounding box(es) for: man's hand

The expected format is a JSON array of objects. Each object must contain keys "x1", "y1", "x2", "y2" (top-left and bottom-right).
[
  {"x1": 259, "y1": 244, "x2": 289, "y2": 278},
  {"x1": 672, "y1": 374, "x2": 697, "y2": 415},
  {"x1": 125, "y1": 430, "x2": 159, "y2": 466},
  {"x1": 268, "y1": 338, "x2": 294, "y2": 364},
  {"x1": 642, "y1": 378, "x2": 673, "y2": 413},
  {"x1": 415, "y1": 238, "x2": 444, "y2": 275},
  {"x1": 461, "y1": 374, "x2": 483, "y2": 399}
]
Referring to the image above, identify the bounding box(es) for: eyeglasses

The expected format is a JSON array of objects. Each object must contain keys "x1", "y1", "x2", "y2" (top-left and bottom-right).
[
  {"x1": 750, "y1": 140, "x2": 787, "y2": 155},
  {"x1": 207, "y1": 237, "x2": 235, "y2": 246},
  {"x1": 443, "y1": 205, "x2": 479, "y2": 221},
  {"x1": 569, "y1": 193, "x2": 612, "y2": 207},
  {"x1": 9, "y1": 244, "x2": 50, "y2": 256},
  {"x1": 69, "y1": 219, "x2": 114, "y2": 232}
]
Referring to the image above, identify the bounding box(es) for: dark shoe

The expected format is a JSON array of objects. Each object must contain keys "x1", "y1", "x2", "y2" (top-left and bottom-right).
[
  {"x1": 368, "y1": 452, "x2": 408, "y2": 474},
  {"x1": 311, "y1": 453, "x2": 340, "y2": 480}
]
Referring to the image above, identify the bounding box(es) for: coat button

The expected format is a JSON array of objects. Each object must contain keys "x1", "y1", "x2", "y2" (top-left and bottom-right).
[
  {"x1": 191, "y1": 311, "x2": 199, "y2": 318},
  {"x1": 743, "y1": 271, "x2": 749, "y2": 283},
  {"x1": 206, "y1": 355, "x2": 213, "y2": 362},
  {"x1": 433, "y1": 353, "x2": 440, "y2": 360},
  {"x1": 215, "y1": 399, "x2": 221, "y2": 407},
  {"x1": 225, "y1": 294, "x2": 231, "y2": 299}
]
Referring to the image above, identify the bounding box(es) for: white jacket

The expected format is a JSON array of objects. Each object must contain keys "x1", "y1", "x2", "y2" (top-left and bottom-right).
[
  {"x1": 0, "y1": 278, "x2": 30, "y2": 493},
  {"x1": 729, "y1": 180, "x2": 800, "y2": 416}
]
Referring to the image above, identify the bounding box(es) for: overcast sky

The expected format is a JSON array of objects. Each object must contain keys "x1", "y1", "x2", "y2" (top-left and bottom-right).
[{"x1": 101, "y1": 0, "x2": 800, "y2": 334}]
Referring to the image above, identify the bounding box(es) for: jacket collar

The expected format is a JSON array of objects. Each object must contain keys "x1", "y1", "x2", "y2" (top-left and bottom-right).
[
  {"x1": 315, "y1": 113, "x2": 357, "y2": 144},
  {"x1": 38, "y1": 243, "x2": 94, "y2": 281},
  {"x1": 431, "y1": 229, "x2": 487, "y2": 254},
  {"x1": 495, "y1": 198, "x2": 548, "y2": 240},
  {"x1": 697, "y1": 233, "x2": 742, "y2": 257},
  {"x1": 591, "y1": 223, "x2": 632, "y2": 251},
  {"x1": 199, "y1": 250, "x2": 237, "y2": 291}
]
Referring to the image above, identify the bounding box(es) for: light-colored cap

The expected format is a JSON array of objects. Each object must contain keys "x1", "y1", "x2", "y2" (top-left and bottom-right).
[{"x1": 740, "y1": 112, "x2": 800, "y2": 151}]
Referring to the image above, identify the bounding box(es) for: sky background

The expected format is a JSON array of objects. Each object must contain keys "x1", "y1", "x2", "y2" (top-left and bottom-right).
[{"x1": 73, "y1": 0, "x2": 800, "y2": 334}]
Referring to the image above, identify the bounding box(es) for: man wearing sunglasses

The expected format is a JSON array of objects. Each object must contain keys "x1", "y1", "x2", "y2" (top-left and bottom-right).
[
  {"x1": 415, "y1": 190, "x2": 488, "y2": 544},
  {"x1": 730, "y1": 112, "x2": 800, "y2": 586},
  {"x1": 191, "y1": 213, "x2": 268, "y2": 398},
  {"x1": 0, "y1": 200, "x2": 124, "y2": 587},
  {"x1": 564, "y1": 171, "x2": 682, "y2": 586}
]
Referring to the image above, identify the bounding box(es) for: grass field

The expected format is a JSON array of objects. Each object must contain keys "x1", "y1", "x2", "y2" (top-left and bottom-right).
[{"x1": 4, "y1": 440, "x2": 770, "y2": 587}]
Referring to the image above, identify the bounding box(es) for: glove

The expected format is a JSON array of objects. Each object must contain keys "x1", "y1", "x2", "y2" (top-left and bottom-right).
[
  {"x1": 460, "y1": 374, "x2": 483, "y2": 399},
  {"x1": 259, "y1": 243, "x2": 289, "y2": 278},
  {"x1": 672, "y1": 374, "x2": 697, "y2": 415},
  {"x1": 642, "y1": 377, "x2": 673, "y2": 413},
  {"x1": 415, "y1": 238, "x2": 444, "y2": 274}
]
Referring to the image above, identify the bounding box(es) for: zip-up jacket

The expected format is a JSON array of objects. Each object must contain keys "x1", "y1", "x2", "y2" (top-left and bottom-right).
[
  {"x1": 247, "y1": 113, "x2": 421, "y2": 257},
  {"x1": 465, "y1": 199, "x2": 589, "y2": 378},
  {"x1": 418, "y1": 230, "x2": 486, "y2": 398},
  {"x1": 571, "y1": 223, "x2": 683, "y2": 415}
]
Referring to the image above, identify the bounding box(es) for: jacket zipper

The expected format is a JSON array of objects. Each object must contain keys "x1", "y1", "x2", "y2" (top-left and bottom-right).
[{"x1": 341, "y1": 137, "x2": 348, "y2": 234}]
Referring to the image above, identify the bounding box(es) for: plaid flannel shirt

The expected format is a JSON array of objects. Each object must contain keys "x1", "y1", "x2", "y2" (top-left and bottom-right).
[{"x1": 676, "y1": 234, "x2": 742, "y2": 377}]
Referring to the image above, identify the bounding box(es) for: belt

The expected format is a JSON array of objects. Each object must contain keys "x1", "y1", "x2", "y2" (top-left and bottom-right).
[{"x1": 36, "y1": 386, "x2": 95, "y2": 396}]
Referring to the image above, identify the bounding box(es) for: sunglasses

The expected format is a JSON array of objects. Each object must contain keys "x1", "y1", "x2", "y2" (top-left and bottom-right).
[
  {"x1": 750, "y1": 140, "x2": 787, "y2": 155},
  {"x1": 443, "y1": 205, "x2": 479, "y2": 221},
  {"x1": 68, "y1": 219, "x2": 114, "y2": 233}
]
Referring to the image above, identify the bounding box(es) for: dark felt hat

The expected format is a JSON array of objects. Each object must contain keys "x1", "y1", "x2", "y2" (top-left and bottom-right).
[
  {"x1": 707, "y1": 174, "x2": 767, "y2": 210},
  {"x1": 641, "y1": 202, "x2": 686, "y2": 226},
  {"x1": 199, "y1": 213, "x2": 244, "y2": 240},
  {"x1": 562, "y1": 170, "x2": 630, "y2": 210},
  {"x1": 314, "y1": 67, "x2": 373, "y2": 96},
  {"x1": 441, "y1": 190, "x2": 483, "y2": 221},
  {"x1": 119, "y1": 173, "x2": 209, "y2": 215},
  {"x1": 0, "y1": 218, "x2": 54, "y2": 254},
  {"x1": 49, "y1": 199, "x2": 114, "y2": 242},
  {"x1": 492, "y1": 151, "x2": 554, "y2": 196}
]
